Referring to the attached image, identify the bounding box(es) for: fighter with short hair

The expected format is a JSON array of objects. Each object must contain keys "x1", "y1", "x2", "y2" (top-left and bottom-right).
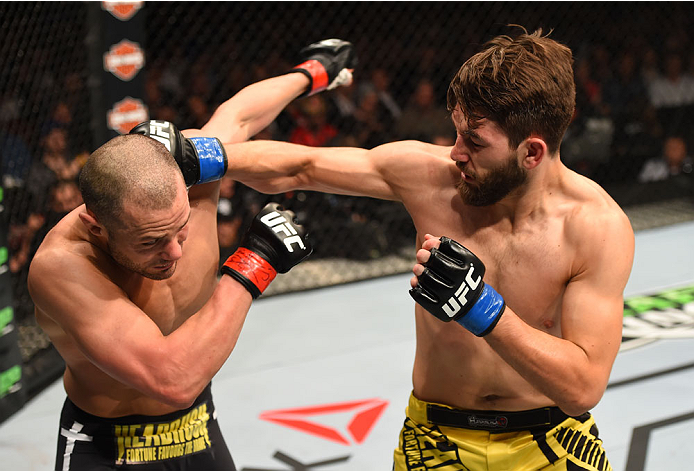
[{"x1": 29, "y1": 39, "x2": 355, "y2": 471}]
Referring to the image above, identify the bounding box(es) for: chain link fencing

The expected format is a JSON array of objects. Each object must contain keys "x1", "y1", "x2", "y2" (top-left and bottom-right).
[{"x1": 1, "y1": 1, "x2": 693, "y2": 404}]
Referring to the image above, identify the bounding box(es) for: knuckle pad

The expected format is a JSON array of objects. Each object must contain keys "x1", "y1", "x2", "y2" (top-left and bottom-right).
[
  {"x1": 417, "y1": 267, "x2": 449, "y2": 292},
  {"x1": 425, "y1": 249, "x2": 460, "y2": 280}
]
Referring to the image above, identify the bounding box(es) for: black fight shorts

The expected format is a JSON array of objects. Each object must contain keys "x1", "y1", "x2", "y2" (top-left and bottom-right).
[{"x1": 54, "y1": 384, "x2": 236, "y2": 470}]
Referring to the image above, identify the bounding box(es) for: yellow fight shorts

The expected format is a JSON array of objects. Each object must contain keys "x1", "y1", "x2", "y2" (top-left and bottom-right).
[{"x1": 393, "y1": 393, "x2": 612, "y2": 471}]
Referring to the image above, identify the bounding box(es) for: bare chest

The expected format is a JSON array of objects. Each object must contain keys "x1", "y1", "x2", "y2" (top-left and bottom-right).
[
  {"x1": 414, "y1": 213, "x2": 574, "y2": 329},
  {"x1": 121, "y1": 247, "x2": 218, "y2": 335}
]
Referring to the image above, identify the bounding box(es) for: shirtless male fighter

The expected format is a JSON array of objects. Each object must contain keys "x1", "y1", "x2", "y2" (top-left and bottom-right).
[
  {"x1": 221, "y1": 28, "x2": 633, "y2": 470},
  {"x1": 28, "y1": 39, "x2": 355, "y2": 470}
]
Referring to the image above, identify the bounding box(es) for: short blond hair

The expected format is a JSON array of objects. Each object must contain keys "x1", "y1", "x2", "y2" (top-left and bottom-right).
[{"x1": 79, "y1": 134, "x2": 183, "y2": 230}]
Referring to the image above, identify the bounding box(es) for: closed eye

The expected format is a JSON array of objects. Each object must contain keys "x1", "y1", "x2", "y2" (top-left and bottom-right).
[{"x1": 460, "y1": 133, "x2": 483, "y2": 149}]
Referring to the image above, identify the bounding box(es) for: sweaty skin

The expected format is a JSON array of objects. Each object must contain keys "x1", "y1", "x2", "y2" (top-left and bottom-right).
[{"x1": 223, "y1": 114, "x2": 634, "y2": 416}]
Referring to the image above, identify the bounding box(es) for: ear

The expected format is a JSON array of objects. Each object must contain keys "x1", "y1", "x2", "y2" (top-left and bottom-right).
[
  {"x1": 519, "y1": 137, "x2": 547, "y2": 170},
  {"x1": 78, "y1": 208, "x2": 106, "y2": 238}
]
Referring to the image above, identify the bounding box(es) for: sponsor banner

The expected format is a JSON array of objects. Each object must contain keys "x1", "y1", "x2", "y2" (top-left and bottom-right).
[
  {"x1": 87, "y1": 2, "x2": 146, "y2": 142},
  {"x1": 103, "y1": 39, "x2": 145, "y2": 81},
  {"x1": 0, "y1": 181, "x2": 25, "y2": 423},
  {"x1": 259, "y1": 398, "x2": 388, "y2": 446},
  {"x1": 232, "y1": 397, "x2": 389, "y2": 470},
  {"x1": 102, "y1": 1, "x2": 143, "y2": 21},
  {"x1": 620, "y1": 285, "x2": 694, "y2": 351},
  {"x1": 107, "y1": 97, "x2": 149, "y2": 135}
]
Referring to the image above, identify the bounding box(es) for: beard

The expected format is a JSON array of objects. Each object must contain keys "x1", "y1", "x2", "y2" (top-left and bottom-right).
[
  {"x1": 107, "y1": 241, "x2": 177, "y2": 280},
  {"x1": 456, "y1": 153, "x2": 528, "y2": 206}
]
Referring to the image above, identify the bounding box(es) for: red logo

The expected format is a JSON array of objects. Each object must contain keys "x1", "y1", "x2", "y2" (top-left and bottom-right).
[
  {"x1": 103, "y1": 40, "x2": 145, "y2": 81},
  {"x1": 101, "y1": 1, "x2": 143, "y2": 21},
  {"x1": 107, "y1": 97, "x2": 148, "y2": 135},
  {"x1": 259, "y1": 398, "x2": 388, "y2": 446}
]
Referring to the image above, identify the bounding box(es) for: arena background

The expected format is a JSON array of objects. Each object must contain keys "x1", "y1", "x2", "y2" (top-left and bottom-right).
[{"x1": 1, "y1": 1, "x2": 693, "y2": 424}]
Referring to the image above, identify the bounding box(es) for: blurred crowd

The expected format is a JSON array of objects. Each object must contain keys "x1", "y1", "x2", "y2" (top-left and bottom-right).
[{"x1": 2, "y1": 22, "x2": 694, "y2": 323}]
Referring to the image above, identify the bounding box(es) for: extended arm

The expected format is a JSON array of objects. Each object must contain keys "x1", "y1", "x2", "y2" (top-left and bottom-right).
[
  {"x1": 223, "y1": 138, "x2": 448, "y2": 202},
  {"x1": 197, "y1": 74, "x2": 309, "y2": 144},
  {"x1": 190, "y1": 39, "x2": 357, "y2": 144}
]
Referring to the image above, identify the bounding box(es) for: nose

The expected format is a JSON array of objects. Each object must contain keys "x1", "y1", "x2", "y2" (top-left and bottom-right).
[
  {"x1": 160, "y1": 238, "x2": 183, "y2": 261},
  {"x1": 450, "y1": 135, "x2": 470, "y2": 163}
]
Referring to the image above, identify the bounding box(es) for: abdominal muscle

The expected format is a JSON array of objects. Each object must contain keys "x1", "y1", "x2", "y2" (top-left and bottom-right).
[
  {"x1": 411, "y1": 307, "x2": 553, "y2": 412},
  {"x1": 63, "y1": 361, "x2": 181, "y2": 418}
]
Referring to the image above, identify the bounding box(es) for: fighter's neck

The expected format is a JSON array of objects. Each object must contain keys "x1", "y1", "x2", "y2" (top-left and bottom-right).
[{"x1": 474, "y1": 159, "x2": 567, "y2": 226}]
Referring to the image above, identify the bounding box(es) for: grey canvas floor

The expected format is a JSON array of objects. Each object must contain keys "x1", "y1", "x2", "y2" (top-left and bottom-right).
[{"x1": 1, "y1": 221, "x2": 694, "y2": 471}]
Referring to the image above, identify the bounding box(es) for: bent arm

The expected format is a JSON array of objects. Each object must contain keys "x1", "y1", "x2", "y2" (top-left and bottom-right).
[
  {"x1": 483, "y1": 213, "x2": 634, "y2": 416},
  {"x1": 29, "y1": 253, "x2": 253, "y2": 409},
  {"x1": 187, "y1": 73, "x2": 309, "y2": 144}
]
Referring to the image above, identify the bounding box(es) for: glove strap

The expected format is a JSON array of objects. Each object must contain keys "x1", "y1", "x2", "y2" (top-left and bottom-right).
[
  {"x1": 188, "y1": 137, "x2": 228, "y2": 184},
  {"x1": 291, "y1": 60, "x2": 329, "y2": 96},
  {"x1": 455, "y1": 283, "x2": 506, "y2": 337},
  {"x1": 221, "y1": 248, "x2": 277, "y2": 299}
]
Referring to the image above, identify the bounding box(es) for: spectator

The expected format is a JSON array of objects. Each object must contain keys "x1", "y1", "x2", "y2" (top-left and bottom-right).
[
  {"x1": 649, "y1": 53, "x2": 694, "y2": 108},
  {"x1": 358, "y1": 68, "x2": 402, "y2": 124},
  {"x1": 638, "y1": 135, "x2": 693, "y2": 182},
  {"x1": 289, "y1": 95, "x2": 338, "y2": 147},
  {"x1": 601, "y1": 52, "x2": 657, "y2": 182},
  {"x1": 574, "y1": 57, "x2": 607, "y2": 120},
  {"x1": 395, "y1": 78, "x2": 453, "y2": 142},
  {"x1": 589, "y1": 43, "x2": 614, "y2": 87},
  {"x1": 0, "y1": 129, "x2": 33, "y2": 188},
  {"x1": 562, "y1": 57, "x2": 613, "y2": 178},
  {"x1": 648, "y1": 52, "x2": 694, "y2": 138},
  {"x1": 604, "y1": 53, "x2": 649, "y2": 126},
  {"x1": 328, "y1": 79, "x2": 358, "y2": 127},
  {"x1": 352, "y1": 90, "x2": 392, "y2": 148},
  {"x1": 186, "y1": 95, "x2": 213, "y2": 130},
  {"x1": 25, "y1": 126, "x2": 82, "y2": 213}
]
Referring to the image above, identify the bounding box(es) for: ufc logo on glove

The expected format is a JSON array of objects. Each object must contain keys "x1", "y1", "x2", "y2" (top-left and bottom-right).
[
  {"x1": 410, "y1": 237, "x2": 505, "y2": 337},
  {"x1": 443, "y1": 263, "x2": 482, "y2": 318},
  {"x1": 260, "y1": 211, "x2": 306, "y2": 252}
]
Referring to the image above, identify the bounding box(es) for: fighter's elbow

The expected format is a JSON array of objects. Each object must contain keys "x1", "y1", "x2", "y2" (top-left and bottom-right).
[
  {"x1": 153, "y1": 382, "x2": 200, "y2": 410},
  {"x1": 145, "y1": 362, "x2": 206, "y2": 409},
  {"x1": 557, "y1": 387, "x2": 604, "y2": 417}
]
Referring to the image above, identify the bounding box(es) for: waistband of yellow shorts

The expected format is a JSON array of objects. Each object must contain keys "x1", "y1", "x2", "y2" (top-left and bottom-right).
[{"x1": 407, "y1": 392, "x2": 590, "y2": 433}]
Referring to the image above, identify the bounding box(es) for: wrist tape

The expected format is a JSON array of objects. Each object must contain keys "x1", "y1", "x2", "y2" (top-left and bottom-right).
[
  {"x1": 221, "y1": 248, "x2": 277, "y2": 298},
  {"x1": 188, "y1": 137, "x2": 227, "y2": 184},
  {"x1": 291, "y1": 60, "x2": 329, "y2": 96},
  {"x1": 455, "y1": 283, "x2": 506, "y2": 337}
]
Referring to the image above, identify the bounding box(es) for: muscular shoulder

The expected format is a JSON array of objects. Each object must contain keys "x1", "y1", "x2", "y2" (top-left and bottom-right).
[
  {"x1": 374, "y1": 140, "x2": 450, "y2": 161},
  {"x1": 28, "y1": 214, "x2": 119, "y2": 313},
  {"x1": 372, "y1": 140, "x2": 456, "y2": 188},
  {"x1": 562, "y1": 172, "x2": 634, "y2": 277}
]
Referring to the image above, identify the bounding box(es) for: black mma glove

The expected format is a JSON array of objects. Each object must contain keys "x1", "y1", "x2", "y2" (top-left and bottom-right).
[
  {"x1": 221, "y1": 203, "x2": 313, "y2": 298},
  {"x1": 130, "y1": 120, "x2": 227, "y2": 187},
  {"x1": 409, "y1": 237, "x2": 506, "y2": 337},
  {"x1": 288, "y1": 39, "x2": 357, "y2": 97}
]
